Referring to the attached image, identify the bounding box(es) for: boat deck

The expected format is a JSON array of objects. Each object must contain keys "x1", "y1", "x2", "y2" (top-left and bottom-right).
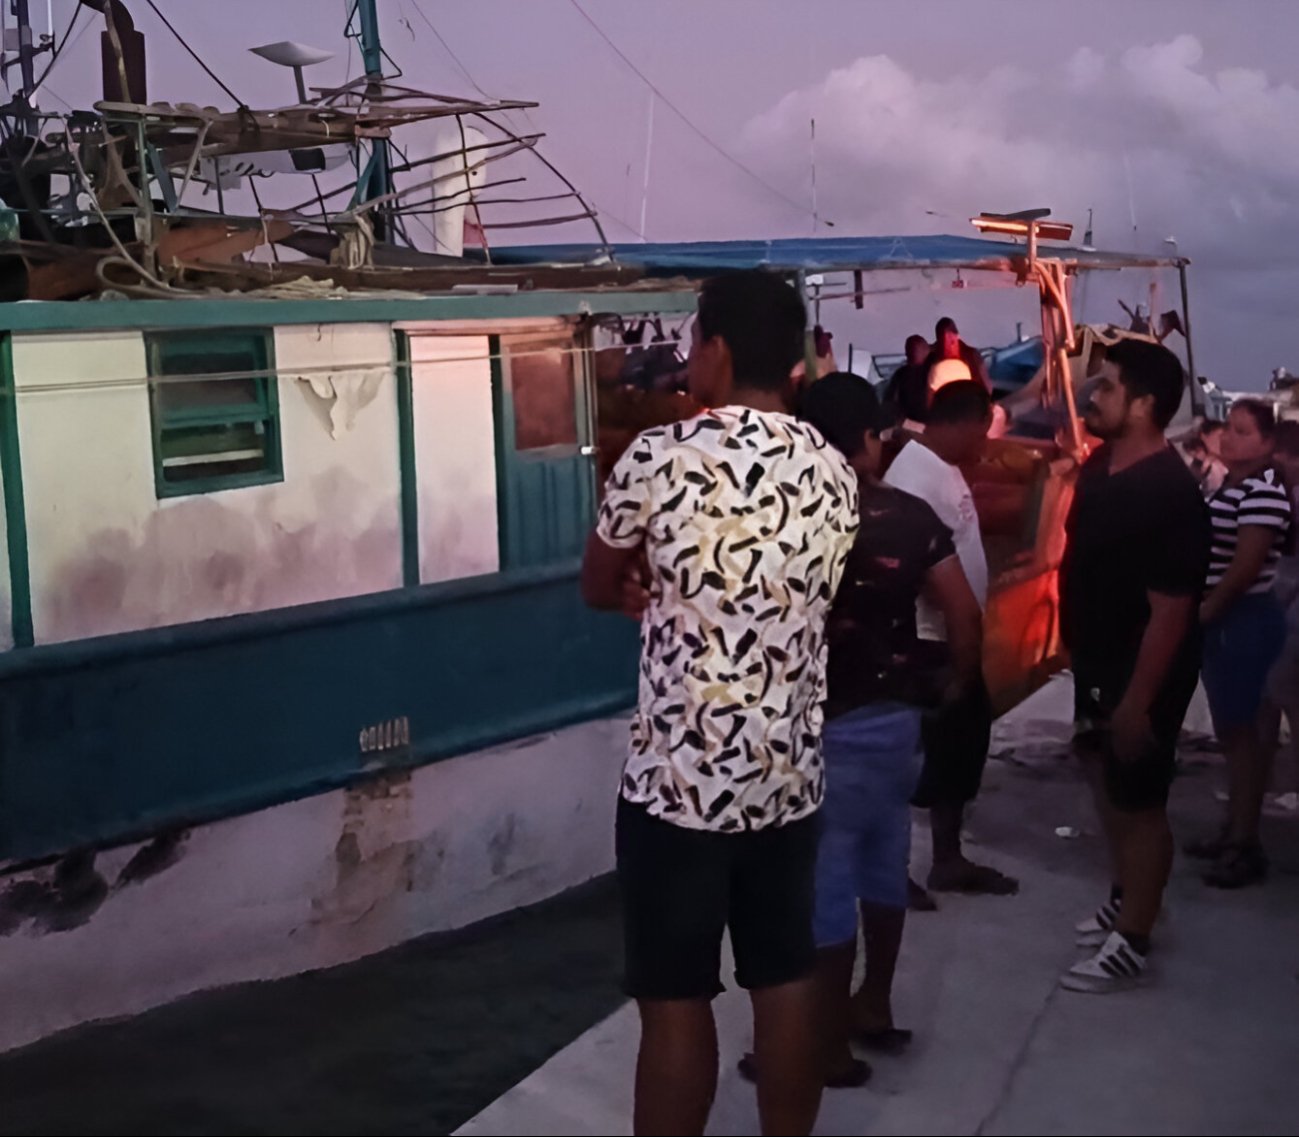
[{"x1": 3, "y1": 675, "x2": 1297, "y2": 1136}]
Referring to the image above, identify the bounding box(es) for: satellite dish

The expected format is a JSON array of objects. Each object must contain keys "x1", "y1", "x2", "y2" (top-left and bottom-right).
[
  {"x1": 249, "y1": 42, "x2": 335, "y2": 69},
  {"x1": 249, "y1": 41, "x2": 336, "y2": 103}
]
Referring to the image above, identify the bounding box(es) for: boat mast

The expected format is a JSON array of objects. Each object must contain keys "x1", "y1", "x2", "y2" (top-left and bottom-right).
[
  {"x1": 4, "y1": 0, "x2": 40, "y2": 131},
  {"x1": 352, "y1": 0, "x2": 393, "y2": 240}
]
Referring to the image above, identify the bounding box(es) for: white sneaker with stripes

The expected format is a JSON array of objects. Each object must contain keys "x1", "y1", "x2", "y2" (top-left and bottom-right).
[
  {"x1": 1060, "y1": 931, "x2": 1149, "y2": 993},
  {"x1": 1074, "y1": 897, "x2": 1121, "y2": 948}
]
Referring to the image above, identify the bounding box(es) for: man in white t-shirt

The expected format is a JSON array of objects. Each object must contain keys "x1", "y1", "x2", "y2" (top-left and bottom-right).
[{"x1": 884, "y1": 381, "x2": 1018, "y2": 898}]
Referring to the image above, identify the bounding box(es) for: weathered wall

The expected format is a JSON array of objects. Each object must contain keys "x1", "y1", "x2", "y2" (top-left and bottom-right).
[
  {"x1": 0, "y1": 712, "x2": 628, "y2": 1054},
  {"x1": 12, "y1": 325, "x2": 402, "y2": 644}
]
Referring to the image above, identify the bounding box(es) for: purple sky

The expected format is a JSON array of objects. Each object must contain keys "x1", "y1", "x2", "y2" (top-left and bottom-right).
[{"x1": 20, "y1": 0, "x2": 1299, "y2": 388}]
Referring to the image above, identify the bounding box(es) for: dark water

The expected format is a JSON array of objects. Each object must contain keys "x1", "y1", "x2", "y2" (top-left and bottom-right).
[{"x1": 0, "y1": 877, "x2": 624, "y2": 1137}]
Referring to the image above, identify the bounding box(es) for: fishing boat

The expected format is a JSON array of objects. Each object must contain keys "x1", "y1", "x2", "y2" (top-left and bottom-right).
[{"x1": 0, "y1": 4, "x2": 1202, "y2": 1052}]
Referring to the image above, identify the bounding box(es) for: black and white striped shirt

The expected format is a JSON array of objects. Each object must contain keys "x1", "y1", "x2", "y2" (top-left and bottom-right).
[{"x1": 1206, "y1": 467, "x2": 1293, "y2": 592}]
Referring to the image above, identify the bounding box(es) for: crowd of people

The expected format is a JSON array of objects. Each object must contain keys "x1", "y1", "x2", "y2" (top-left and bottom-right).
[{"x1": 580, "y1": 271, "x2": 1294, "y2": 1136}]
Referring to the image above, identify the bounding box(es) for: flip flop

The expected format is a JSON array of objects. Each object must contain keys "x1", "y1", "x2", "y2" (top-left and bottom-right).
[
  {"x1": 927, "y1": 863, "x2": 1019, "y2": 896},
  {"x1": 854, "y1": 1027, "x2": 913, "y2": 1055},
  {"x1": 737, "y1": 1052, "x2": 872, "y2": 1090},
  {"x1": 908, "y1": 878, "x2": 939, "y2": 912}
]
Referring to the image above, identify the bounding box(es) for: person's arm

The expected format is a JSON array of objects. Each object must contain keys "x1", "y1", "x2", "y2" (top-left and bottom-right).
[
  {"x1": 1111, "y1": 486, "x2": 1207, "y2": 760},
  {"x1": 924, "y1": 555, "x2": 983, "y2": 693},
  {"x1": 581, "y1": 533, "x2": 650, "y2": 616},
  {"x1": 1200, "y1": 526, "x2": 1277, "y2": 624},
  {"x1": 581, "y1": 436, "x2": 655, "y2": 617},
  {"x1": 1111, "y1": 589, "x2": 1196, "y2": 760}
]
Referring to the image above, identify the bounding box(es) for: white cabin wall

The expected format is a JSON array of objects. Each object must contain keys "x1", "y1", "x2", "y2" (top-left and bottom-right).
[
  {"x1": 407, "y1": 334, "x2": 500, "y2": 583},
  {"x1": 13, "y1": 326, "x2": 402, "y2": 643}
]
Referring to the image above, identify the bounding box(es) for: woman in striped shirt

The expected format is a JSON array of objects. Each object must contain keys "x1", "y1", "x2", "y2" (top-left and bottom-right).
[{"x1": 1189, "y1": 400, "x2": 1293, "y2": 888}]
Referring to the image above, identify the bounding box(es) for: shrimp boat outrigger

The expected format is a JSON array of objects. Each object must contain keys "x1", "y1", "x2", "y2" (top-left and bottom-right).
[{"x1": 0, "y1": 2, "x2": 1202, "y2": 1051}]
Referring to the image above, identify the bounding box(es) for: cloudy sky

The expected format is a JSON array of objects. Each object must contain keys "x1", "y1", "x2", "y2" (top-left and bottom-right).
[{"x1": 21, "y1": 0, "x2": 1299, "y2": 388}]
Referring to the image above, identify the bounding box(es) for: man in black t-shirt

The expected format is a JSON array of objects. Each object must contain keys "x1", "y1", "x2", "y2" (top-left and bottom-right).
[
  {"x1": 884, "y1": 334, "x2": 932, "y2": 425},
  {"x1": 1059, "y1": 340, "x2": 1210, "y2": 995}
]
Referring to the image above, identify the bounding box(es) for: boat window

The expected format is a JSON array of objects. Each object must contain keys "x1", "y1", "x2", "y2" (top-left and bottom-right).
[
  {"x1": 506, "y1": 338, "x2": 579, "y2": 452},
  {"x1": 146, "y1": 330, "x2": 283, "y2": 498},
  {"x1": 591, "y1": 328, "x2": 699, "y2": 488}
]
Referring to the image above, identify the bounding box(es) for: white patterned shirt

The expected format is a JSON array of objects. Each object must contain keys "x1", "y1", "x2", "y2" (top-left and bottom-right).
[{"x1": 596, "y1": 407, "x2": 859, "y2": 832}]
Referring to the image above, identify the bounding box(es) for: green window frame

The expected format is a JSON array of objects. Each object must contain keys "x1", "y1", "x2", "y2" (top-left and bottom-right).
[{"x1": 146, "y1": 329, "x2": 283, "y2": 498}]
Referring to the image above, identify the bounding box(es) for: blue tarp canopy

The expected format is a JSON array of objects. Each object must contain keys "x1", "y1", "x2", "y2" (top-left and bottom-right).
[{"x1": 489, "y1": 234, "x2": 1185, "y2": 278}]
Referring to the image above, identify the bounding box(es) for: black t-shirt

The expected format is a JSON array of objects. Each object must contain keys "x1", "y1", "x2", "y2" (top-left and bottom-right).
[
  {"x1": 1060, "y1": 445, "x2": 1210, "y2": 721},
  {"x1": 885, "y1": 363, "x2": 931, "y2": 423},
  {"x1": 824, "y1": 481, "x2": 957, "y2": 719}
]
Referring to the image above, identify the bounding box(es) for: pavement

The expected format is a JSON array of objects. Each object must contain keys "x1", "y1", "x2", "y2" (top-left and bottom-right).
[{"x1": 457, "y1": 674, "x2": 1299, "y2": 1137}]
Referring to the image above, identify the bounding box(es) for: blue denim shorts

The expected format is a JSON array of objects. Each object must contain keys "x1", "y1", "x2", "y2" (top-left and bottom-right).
[
  {"x1": 813, "y1": 703, "x2": 923, "y2": 947},
  {"x1": 1202, "y1": 592, "x2": 1286, "y2": 735}
]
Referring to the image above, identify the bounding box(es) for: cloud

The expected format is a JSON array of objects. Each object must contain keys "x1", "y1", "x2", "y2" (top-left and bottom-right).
[
  {"x1": 741, "y1": 36, "x2": 1298, "y2": 266},
  {"x1": 739, "y1": 36, "x2": 1299, "y2": 383}
]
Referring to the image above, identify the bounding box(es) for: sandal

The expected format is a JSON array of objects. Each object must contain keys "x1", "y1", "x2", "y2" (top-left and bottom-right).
[
  {"x1": 1202, "y1": 843, "x2": 1268, "y2": 890},
  {"x1": 927, "y1": 861, "x2": 1019, "y2": 896},
  {"x1": 854, "y1": 1027, "x2": 913, "y2": 1055},
  {"x1": 737, "y1": 1052, "x2": 872, "y2": 1089},
  {"x1": 908, "y1": 878, "x2": 938, "y2": 912},
  {"x1": 1184, "y1": 830, "x2": 1229, "y2": 861}
]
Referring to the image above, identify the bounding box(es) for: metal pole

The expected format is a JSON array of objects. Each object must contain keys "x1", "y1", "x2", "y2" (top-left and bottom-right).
[
  {"x1": 1178, "y1": 261, "x2": 1202, "y2": 415},
  {"x1": 797, "y1": 271, "x2": 818, "y2": 385},
  {"x1": 10, "y1": 0, "x2": 38, "y2": 132},
  {"x1": 638, "y1": 90, "x2": 654, "y2": 241},
  {"x1": 353, "y1": 0, "x2": 392, "y2": 240},
  {"x1": 14, "y1": 0, "x2": 36, "y2": 95}
]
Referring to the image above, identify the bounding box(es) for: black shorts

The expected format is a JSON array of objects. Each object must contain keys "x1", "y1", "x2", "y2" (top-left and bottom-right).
[
  {"x1": 1074, "y1": 684, "x2": 1180, "y2": 813},
  {"x1": 615, "y1": 796, "x2": 819, "y2": 1001},
  {"x1": 912, "y1": 681, "x2": 993, "y2": 809}
]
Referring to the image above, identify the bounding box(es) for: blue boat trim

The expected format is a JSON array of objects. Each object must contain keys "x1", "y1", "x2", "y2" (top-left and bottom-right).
[
  {"x1": 0, "y1": 290, "x2": 700, "y2": 334},
  {"x1": 0, "y1": 564, "x2": 639, "y2": 863}
]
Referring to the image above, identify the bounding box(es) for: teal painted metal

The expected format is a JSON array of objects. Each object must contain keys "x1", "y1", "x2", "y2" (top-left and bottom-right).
[
  {"x1": 0, "y1": 336, "x2": 32, "y2": 648},
  {"x1": 489, "y1": 335, "x2": 512, "y2": 568},
  {"x1": 354, "y1": 0, "x2": 387, "y2": 82},
  {"x1": 0, "y1": 291, "x2": 699, "y2": 334},
  {"x1": 395, "y1": 332, "x2": 419, "y2": 587},
  {"x1": 493, "y1": 332, "x2": 597, "y2": 569},
  {"x1": 0, "y1": 561, "x2": 639, "y2": 863},
  {"x1": 146, "y1": 329, "x2": 285, "y2": 498}
]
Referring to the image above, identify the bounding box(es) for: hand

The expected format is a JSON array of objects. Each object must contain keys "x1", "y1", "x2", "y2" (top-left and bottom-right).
[
  {"x1": 619, "y1": 552, "x2": 654, "y2": 621},
  {"x1": 939, "y1": 671, "x2": 979, "y2": 708},
  {"x1": 1109, "y1": 699, "x2": 1154, "y2": 764}
]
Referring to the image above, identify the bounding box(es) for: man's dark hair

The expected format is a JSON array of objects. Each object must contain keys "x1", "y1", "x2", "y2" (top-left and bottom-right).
[
  {"x1": 935, "y1": 316, "x2": 958, "y2": 337},
  {"x1": 928, "y1": 379, "x2": 992, "y2": 426},
  {"x1": 1274, "y1": 418, "x2": 1299, "y2": 456},
  {"x1": 799, "y1": 371, "x2": 891, "y2": 459},
  {"x1": 1105, "y1": 339, "x2": 1185, "y2": 430},
  {"x1": 696, "y1": 271, "x2": 806, "y2": 390},
  {"x1": 905, "y1": 333, "x2": 928, "y2": 355},
  {"x1": 1200, "y1": 419, "x2": 1225, "y2": 437}
]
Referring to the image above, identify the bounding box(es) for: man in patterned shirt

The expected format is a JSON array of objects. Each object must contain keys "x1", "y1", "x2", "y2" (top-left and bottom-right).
[{"x1": 582, "y1": 271, "x2": 859, "y2": 1137}]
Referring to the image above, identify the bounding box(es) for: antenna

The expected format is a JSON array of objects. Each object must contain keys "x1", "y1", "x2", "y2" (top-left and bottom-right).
[{"x1": 810, "y1": 116, "x2": 818, "y2": 236}]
